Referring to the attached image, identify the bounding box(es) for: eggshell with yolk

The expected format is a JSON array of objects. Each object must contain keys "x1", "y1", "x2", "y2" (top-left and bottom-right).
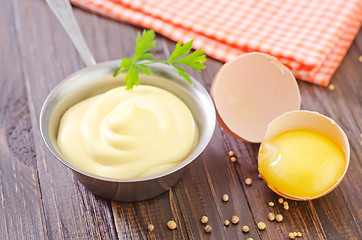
[
  {"x1": 210, "y1": 52, "x2": 301, "y2": 143},
  {"x1": 258, "y1": 110, "x2": 350, "y2": 200}
]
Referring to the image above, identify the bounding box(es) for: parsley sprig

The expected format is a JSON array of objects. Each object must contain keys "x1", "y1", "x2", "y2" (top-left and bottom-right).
[{"x1": 113, "y1": 30, "x2": 206, "y2": 90}]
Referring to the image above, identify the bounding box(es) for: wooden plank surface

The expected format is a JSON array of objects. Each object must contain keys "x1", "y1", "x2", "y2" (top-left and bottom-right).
[{"x1": 0, "y1": 1, "x2": 361, "y2": 239}]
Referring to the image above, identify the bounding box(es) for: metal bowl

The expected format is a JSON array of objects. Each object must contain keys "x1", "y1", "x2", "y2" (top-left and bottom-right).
[{"x1": 40, "y1": 60, "x2": 216, "y2": 202}]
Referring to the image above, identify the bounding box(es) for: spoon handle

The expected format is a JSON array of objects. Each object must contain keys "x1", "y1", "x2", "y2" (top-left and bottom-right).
[{"x1": 45, "y1": 0, "x2": 97, "y2": 67}]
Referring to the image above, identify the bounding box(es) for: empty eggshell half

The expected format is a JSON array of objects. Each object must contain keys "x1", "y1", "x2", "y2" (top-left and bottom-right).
[
  {"x1": 258, "y1": 110, "x2": 350, "y2": 200},
  {"x1": 210, "y1": 52, "x2": 301, "y2": 143}
]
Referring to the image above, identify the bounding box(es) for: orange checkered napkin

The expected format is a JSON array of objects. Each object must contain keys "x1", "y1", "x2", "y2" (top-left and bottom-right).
[{"x1": 71, "y1": 0, "x2": 362, "y2": 86}]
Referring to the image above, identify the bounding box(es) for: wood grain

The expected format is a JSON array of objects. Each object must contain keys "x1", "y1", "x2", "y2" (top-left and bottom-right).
[
  {"x1": 0, "y1": 1, "x2": 360, "y2": 239},
  {"x1": 0, "y1": 1, "x2": 46, "y2": 239}
]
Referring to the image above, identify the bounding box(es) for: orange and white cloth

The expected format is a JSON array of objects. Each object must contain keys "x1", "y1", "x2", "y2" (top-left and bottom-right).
[{"x1": 71, "y1": 0, "x2": 362, "y2": 86}]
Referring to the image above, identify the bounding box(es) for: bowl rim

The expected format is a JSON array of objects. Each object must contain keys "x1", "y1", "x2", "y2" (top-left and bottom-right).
[{"x1": 39, "y1": 60, "x2": 216, "y2": 183}]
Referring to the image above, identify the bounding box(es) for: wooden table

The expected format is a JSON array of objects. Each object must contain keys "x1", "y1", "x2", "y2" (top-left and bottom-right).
[{"x1": 1, "y1": 1, "x2": 361, "y2": 239}]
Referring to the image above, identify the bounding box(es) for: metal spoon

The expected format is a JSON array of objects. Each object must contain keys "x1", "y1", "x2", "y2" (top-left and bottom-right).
[{"x1": 45, "y1": 0, "x2": 96, "y2": 67}]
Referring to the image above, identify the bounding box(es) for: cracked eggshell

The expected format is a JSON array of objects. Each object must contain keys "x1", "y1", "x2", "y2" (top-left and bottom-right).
[
  {"x1": 258, "y1": 110, "x2": 350, "y2": 200},
  {"x1": 210, "y1": 52, "x2": 301, "y2": 143}
]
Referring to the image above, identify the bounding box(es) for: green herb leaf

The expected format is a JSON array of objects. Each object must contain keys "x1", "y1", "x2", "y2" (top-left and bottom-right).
[{"x1": 114, "y1": 30, "x2": 206, "y2": 90}]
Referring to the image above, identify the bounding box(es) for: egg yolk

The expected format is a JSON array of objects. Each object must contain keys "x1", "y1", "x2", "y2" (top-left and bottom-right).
[{"x1": 258, "y1": 129, "x2": 345, "y2": 199}]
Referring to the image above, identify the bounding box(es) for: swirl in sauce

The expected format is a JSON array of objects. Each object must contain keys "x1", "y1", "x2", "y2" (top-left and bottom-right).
[{"x1": 57, "y1": 85, "x2": 198, "y2": 179}]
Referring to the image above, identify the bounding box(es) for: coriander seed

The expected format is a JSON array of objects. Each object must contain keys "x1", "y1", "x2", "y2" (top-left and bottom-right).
[
  {"x1": 205, "y1": 225, "x2": 212, "y2": 233},
  {"x1": 284, "y1": 205, "x2": 290, "y2": 210},
  {"x1": 245, "y1": 178, "x2": 252, "y2": 185},
  {"x1": 167, "y1": 220, "x2": 177, "y2": 230},
  {"x1": 275, "y1": 214, "x2": 283, "y2": 222},
  {"x1": 230, "y1": 156, "x2": 236, "y2": 162},
  {"x1": 228, "y1": 151, "x2": 234, "y2": 156},
  {"x1": 148, "y1": 224, "x2": 154, "y2": 232},
  {"x1": 247, "y1": 238, "x2": 254, "y2": 240},
  {"x1": 297, "y1": 232, "x2": 302, "y2": 237},
  {"x1": 283, "y1": 201, "x2": 288, "y2": 206},
  {"x1": 293, "y1": 232, "x2": 298, "y2": 237},
  {"x1": 278, "y1": 198, "x2": 284, "y2": 204},
  {"x1": 201, "y1": 216, "x2": 208, "y2": 224},
  {"x1": 289, "y1": 232, "x2": 295, "y2": 239},
  {"x1": 359, "y1": 56, "x2": 362, "y2": 62},
  {"x1": 242, "y1": 225, "x2": 249, "y2": 233},
  {"x1": 257, "y1": 222, "x2": 266, "y2": 230},
  {"x1": 231, "y1": 215, "x2": 239, "y2": 224},
  {"x1": 267, "y1": 212, "x2": 275, "y2": 221},
  {"x1": 268, "y1": 201, "x2": 275, "y2": 207},
  {"x1": 222, "y1": 194, "x2": 229, "y2": 202},
  {"x1": 224, "y1": 220, "x2": 230, "y2": 226}
]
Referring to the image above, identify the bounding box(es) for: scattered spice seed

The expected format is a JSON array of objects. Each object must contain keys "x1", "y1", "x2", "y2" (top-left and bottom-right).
[
  {"x1": 247, "y1": 238, "x2": 254, "y2": 240},
  {"x1": 231, "y1": 215, "x2": 239, "y2": 224},
  {"x1": 242, "y1": 225, "x2": 250, "y2": 233},
  {"x1": 268, "y1": 201, "x2": 275, "y2": 207},
  {"x1": 201, "y1": 216, "x2": 208, "y2": 224},
  {"x1": 293, "y1": 232, "x2": 298, "y2": 237},
  {"x1": 278, "y1": 198, "x2": 284, "y2": 204},
  {"x1": 283, "y1": 201, "x2": 288, "y2": 206},
  {"x1": 257, "y1": 222, "x2": 266, "y2": 230},
  {"x1": 148, "y1": 224, "x2": 154, "y2": 232},
  {"x1": 224, "y1": 220, "x2": 230, "y2": 226},
  {"x1": 267, "y1": 212, "x2": 275, "y2": 221},
  {"x1": 284, "y1": 205, "x2": 290, "y2": 210},
  {"x1": 289, "y1": 232, "x2": 295, "y2": 239},
  {"x1": 230, "y1": 156, "x2": 237, "y2": 162},
  {"x1": 359, "y1": 56, "x2": 362, "y2": 62},
  {"x1": 245, "y1": 178, "x2": 252, "y2": 186},
  {"x1": 228, "y1": 150, "x2": 234, "y2": 156},
  {"x1": 167, "y1": 220, "x2": 177, "y2": 230},
  {"x1": 205, "y1": 225, "x2": 212, "y2": 233},
  {"x1": 328, "y1": 84, "x2": 335, "y2": 91},
  {"x1": 297, "y1": 232, "x2": 302, "y2": 237},
  {"x1": 222, "y1": 194, "x2": 229, "y2": 202},
  {"x1": 275, "y1": 214, "x2": 283, "y2": 222}
]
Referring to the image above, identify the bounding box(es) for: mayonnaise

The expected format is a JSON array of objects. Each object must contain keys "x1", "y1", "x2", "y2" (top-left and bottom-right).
[{"x1": 57, "y1": 85, "x2": 198, "y2": 179}]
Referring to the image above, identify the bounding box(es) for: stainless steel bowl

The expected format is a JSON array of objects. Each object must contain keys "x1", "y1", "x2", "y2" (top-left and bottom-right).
[{"x1": 40, "y1": 60, "x2": 216, "y2": 201}]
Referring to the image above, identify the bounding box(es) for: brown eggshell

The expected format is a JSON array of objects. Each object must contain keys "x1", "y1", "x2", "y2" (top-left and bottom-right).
[{"x1": 211, "y1": 52, "x2": 301, "y2": 143}]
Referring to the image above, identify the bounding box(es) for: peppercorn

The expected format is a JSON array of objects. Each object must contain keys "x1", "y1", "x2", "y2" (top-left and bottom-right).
[
  {"x1": 222, "y1": 194, "x2": 229, "y2": 202},
  {"x1": 257, "y1": 222, "x2": 266, "y2": 230},
  {"x1": 167, "y1": 220, "x2": 177, "y2": 230},
  {"x1": 275, "y1": 214, "x2": 283, "y2": 222},
  {"x1": 245, "y1": 178, "x2": 252, "y2": 186},
  {"x1": 267, "y1": 212, "x2": 275, "y2": 221},
  {"x1": 231, "y1": 215, "x2": 239, "y2": 224},
  {"x1": 201, "y1": 216, "x2": 208, "y2": 224},
  {"x1": 148, "y1": 224, "x2": 154, "y2": 232},
  {"x1": 205, "y1": 225, "x2": 212, "y2": 233},
  {"x1": 242, "y1": 225, "x2": 249, "y2": 233}
]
